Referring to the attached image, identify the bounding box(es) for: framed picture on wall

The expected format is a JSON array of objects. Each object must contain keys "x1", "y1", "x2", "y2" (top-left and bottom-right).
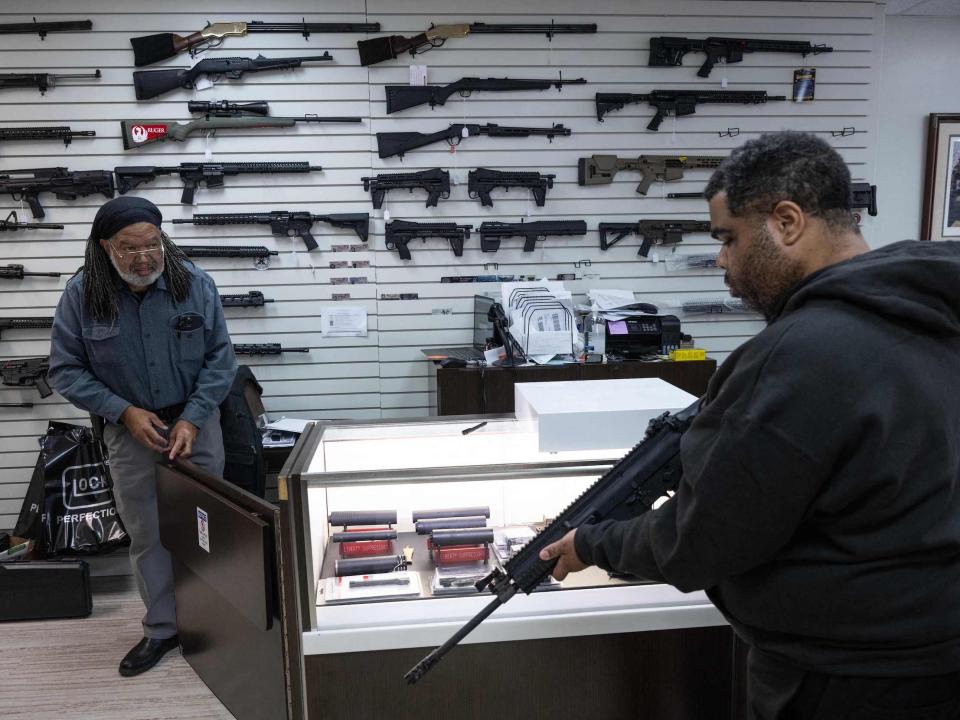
[{"x1": 921, "y1": 113, "x2": 960, "y2": 240}]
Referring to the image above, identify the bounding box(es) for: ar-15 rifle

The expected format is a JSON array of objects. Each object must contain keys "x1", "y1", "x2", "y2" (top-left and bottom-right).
[
  {"x1": 850, "y1": 183, "x2": 878, "y2": 218},
  {"x1": 120, "y1": 101, "x2": 360, "y2": 149},
  {"x1": 578, "y1": 154, "x2": 725, "y2": 195},
  {"x1": 0, "y1": 18, "x2": 92, "y2": 39},
  {"x1": 598, "y1": 219, "x2": 712, "y2": 257},
  {"x1": 0, "y1": 265, "x2": 61, "y2": 280},
  {"x1": 377, "y1": 123, "x2": 570, "y2": 160},
  {"x1": 385, "y1": 75, "x2": 586, "y2": 113},
  {"x1": 1, "y1": 357, "x2": 52, "y2": 398},
  {"x1": 361, "y1": 169, "x2": 451, "y2": 209},
  {"x1": 0, "y1": 69, "x2": 101, "y2": 95},
  {"x1": 115, "y1": 162, "x2": 323, "y2": 205},
  {"x1": 649, "y1": 36, "x2": 833, "y2": 78},
  {"x1": 233, "y1": 343, "x2": 309, "y2": 355},
  {"x1": 404, "y1": 401, "x2": 700, "y2": 683},
  {"x1": 596, "y1": 90, "x2": 786, "y2": 131},
  {"x1": 359, "y1": 22, "x2": 597, "y2": 66},
  {"x1": 173, "y1": 211, "x2": 369, "y2": 251},
  {"x1": 0, "y1": 126, "x2": 95, "y2": 147},
  {"x1": 0, "y1": 317, "x2": 54, "y2": 340},
  {"x1": 0, "y1": 167, "x2": 114, "y2": 218},
  {"x1": 219, "y1": 291, "x2": 274, "y2": 307},
  {"x1": 0, "y1": 211, "x2": 63, "y2": 232},
  {"x1": 178, "y1": 245, "x2": 279, "y2": 260},
  {"x1": 468, "y1": 168, "x2": 555, "y2": 208},
  {"x1": 479, "y1": 220, "x2": 587, "y2": 253},
  {"x1": 132, "y1": 54, "x2": 333, "y2": 100},
  {"x1": 385, "y1": 220, "x2": 472, "y2": 260},
  {"x1": 131, "y1": 20, "x2": 382, "y2": 66}
]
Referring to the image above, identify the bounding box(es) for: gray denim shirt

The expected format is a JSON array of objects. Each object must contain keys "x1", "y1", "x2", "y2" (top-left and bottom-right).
[{"x1": 48, "y1": 263, "x2": 237, "y2": 427}]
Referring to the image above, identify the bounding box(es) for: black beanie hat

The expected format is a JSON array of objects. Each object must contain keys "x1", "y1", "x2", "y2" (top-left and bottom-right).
[{"x1": 89, "y1": 196, "x2": 162, "y2": 241}]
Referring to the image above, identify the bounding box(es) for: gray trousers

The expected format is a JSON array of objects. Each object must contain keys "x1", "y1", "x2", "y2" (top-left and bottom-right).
[{"x1": 103, "y1": 409, "x2": 224, "y2": 639}]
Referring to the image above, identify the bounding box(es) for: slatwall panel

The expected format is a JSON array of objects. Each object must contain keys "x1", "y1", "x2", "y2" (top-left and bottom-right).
[{"x1": 0, "y1": 0, "x2": 882, "y2": 529}]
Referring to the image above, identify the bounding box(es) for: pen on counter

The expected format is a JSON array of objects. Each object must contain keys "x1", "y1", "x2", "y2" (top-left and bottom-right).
[{"x1": 462, "y1": 421, "x2": 487, "y2": 435}]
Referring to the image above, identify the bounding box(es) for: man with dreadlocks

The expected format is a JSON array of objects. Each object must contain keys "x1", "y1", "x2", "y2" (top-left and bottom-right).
[{"x1": 49, "y1": 196, "x2": 237, "y2": 677}]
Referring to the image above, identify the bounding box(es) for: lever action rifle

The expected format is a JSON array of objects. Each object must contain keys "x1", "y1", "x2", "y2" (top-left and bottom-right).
[
  {"x1": 173, "y1": 211, "x2": 369, "y2": 251},
  {"x1": 385, "y1": 220, "x2": 472, "y2": 260},
  {"x1": 578, "y1": 154, "x2": 726, "y2": 195},
  {"x1": 385, "y1": 75, "x2": 586, "y2": 113},
  {"x1": 598, "y1": 219, "x2": 712, "y2": 256},
  {"x1": 377, "y1": 123, "x2": 570, "y2": 160},
  {"x1": 479, "y1": 220, "x2": 587, "y2": 253},
  {"x1": 596, "y1": 90, "x2": 786, "y2": 131},
  {"x1": 404, "y1": 401, "x2": 700, "y2": 683},
  {"x1": 0, "y1": 211, "x2": 63, "y2": 231},
  {"x1": 649, "y1": 36, "x2": 833, "y2": 78},
  {"x1": 0, "y1": 69, "x2": 101, "y2": 95},
  {"x1": 0, "y1": 18, "x2": 92, "y2": 39},
  {"x1": 120, "y1": 101, "x2": 360, "y2": 149},
  {"x1": 0, "y1": 126, "x2": 95, "y2": 147},
  {"x1": 219, "y1": 291, "x2": 274, "y2": 307},
  {"x1": 133, "y1": 54, "x2": 333, "y2": 100},
  {"x1": 362, "y1": 169, "x2": 451, "y2": 209},
  {"x1": 0, "y1": 167, "x2": 114, "y2": 219},
  {"x1": 359, "y1": 22, "x2": 597, "y2": 66},
  {"x1": 468, "y1": 168, "x2": 556, "y2": 208},
  {"x1": 131, "y1": 19, "x2": 382, "y2": 66},
  {"x1": 1, "y1": 357, "x2": 52, "y2": 398},
  {"x1": 233, "y1": 343, "x2": 309, "y2": 355},
  {"x1": 115, "y1": 162, "x2": 323, "y2": 205}
]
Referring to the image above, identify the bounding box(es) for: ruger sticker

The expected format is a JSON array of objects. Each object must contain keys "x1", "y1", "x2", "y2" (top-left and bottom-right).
[{"x1": 129, "y1": 124, "x2": 168, "y2": 144}]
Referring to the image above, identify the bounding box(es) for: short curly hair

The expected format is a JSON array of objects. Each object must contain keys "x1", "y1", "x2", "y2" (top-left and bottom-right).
[{"x1": 704, "y1": 131, "x2": 858, "y2": 232}]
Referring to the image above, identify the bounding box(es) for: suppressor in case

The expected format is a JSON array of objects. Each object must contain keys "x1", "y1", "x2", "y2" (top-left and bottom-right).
[
  {"x1": 430, "y1": 528, "x2": 495, "y2": 547},
  {"x1": 328, "y1": 510, "x2": 398, "y2": 527},
  {"x1": 411, "y1": 506, "x2": 491, "y2": 521},
  {"x1": 331, "y1": 530, "x2": 398, "y2": 543},
  {"x1": 415, "y1": 516, "x2": 488, "y2": 534},
  {"x1": 334, "y1": 555, "x2": 406, "y2": 577}
]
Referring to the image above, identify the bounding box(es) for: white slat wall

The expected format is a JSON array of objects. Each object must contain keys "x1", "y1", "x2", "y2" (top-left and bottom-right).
[{"x1": 0, "y1": 0, "x2": 882, "y2": 529}]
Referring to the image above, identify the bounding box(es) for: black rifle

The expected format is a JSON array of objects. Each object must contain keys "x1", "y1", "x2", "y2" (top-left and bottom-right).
[
  {"x1": 0, "y1": 317, "x2": 54, "y2": 341},
  {"x1": 0, "y1": 69, "x2": 101, "y2": 95},
  {"x1": 384, "y1": 75, "x2": 586, "y2": 113},
  {"x1": 132, "y1": 54, "x2": 333, "y2": 100},
  {"x1": 596, "y1": 90, "x2": 786, "y2": 131},
  {"x1": 178, "y1": 245, "x2": 278, "y2": 259},
  {"x1": 598, "y1": 220, "x2": 712, "y2": 256},
  {"x1": 0, "y1": 18, "x2": 92, "y2": 38},
  {"x1": 377, "y1": 123, "x2": 570, "y2": 160},
  {"x1": 173, "y1": 211, "x2": 369, "y2": 251},
  {"x1": 404, "y1": 402, "x2": 700, "y2": 683},
  {"x1": 0, "y1": 167, "x2": 114, "y2": 218},
  {"x1": 385, "y1": 220, "x2": 472, "y2": 260},
  {"x1": 0, "y1": 211, "x2": 63, "y2": 231},
  {"x1": 578, "y1": 154, "x2": 726, "y2": 195},
  {"x1": 0, "y1": 265, "x2": 61, "y2": 280},
  {"x1": 220, "y1": 291, "x2": 274, "y2": 307},
  {"x1": 361, "y1": 169, "x2": 451, "y2": 209},
  {"x1": 666, "y1": 192, "x2": 706, "y2": 199},
  {"x1": 131, "y1": 20, "x2": 381, "y2": 66},
  {"x1": 0, "y1": 126, "x2": 96, "y2": 147},
  {"x1": 468, "y1": 168, "x2": 555, "y2": 208},
  {"x1": 359, "y1": 22, "x2": 597, "y2": 66},
  {"x1": 479, "y1": 220, "x2": 587, "y2": 253},
  {"x1": 649, "y1": 36, "x2": 833, "y2": 78},
  {"x1": 115, "y1": 162, "x2": 323, "y2": 205},
  {"x1": 850, "y1": 183, "x2": 878, "y2": 217},
  {"x1": 0, "y1": 402, "x2": 34, "y2": 408},
  {"x1": 1, "y1": 357, "x2": 52, "y2": 398},
  {"x1": 233, "y1": 343, "x2": 310, "y2": 355}
]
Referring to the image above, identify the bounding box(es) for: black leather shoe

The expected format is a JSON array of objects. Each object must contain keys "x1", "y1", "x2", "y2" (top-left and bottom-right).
[{"x1": 118, "y1": 635, "x2": 179, "y2": 677}]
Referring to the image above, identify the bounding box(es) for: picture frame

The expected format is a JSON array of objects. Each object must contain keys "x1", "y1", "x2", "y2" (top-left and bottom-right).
[{"x1": 921, "y1": 113, "x2": 960, "y2": 240}]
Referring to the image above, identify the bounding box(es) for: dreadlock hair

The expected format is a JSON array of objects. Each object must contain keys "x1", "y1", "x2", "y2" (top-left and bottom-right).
[{"x1": 82, "y1": 230, "x2": 193, "y2": 323}]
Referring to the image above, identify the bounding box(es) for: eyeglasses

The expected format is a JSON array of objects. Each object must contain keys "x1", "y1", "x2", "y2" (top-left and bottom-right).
[{"x1": 109, "y1": 241, "x2": 164, "y2": 260}]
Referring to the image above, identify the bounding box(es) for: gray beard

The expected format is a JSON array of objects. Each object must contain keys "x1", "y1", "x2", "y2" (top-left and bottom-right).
[{"x1": 110, "y1": 255, "x2": 163, "y2": 288}]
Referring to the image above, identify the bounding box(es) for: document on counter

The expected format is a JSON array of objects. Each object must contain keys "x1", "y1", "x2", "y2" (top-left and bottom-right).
[{"x1": 321, "y1": 306, "x2": 368, "y2": 337}]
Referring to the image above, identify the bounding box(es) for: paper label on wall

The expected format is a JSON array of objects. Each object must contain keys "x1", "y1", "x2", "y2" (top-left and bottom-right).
[
  {"x1": 409, "y1": 65, "x2": 428, "y2": 85},
  {"x1": 321, "y1": 306, "x2": 368, "y2": 337},
  {"x1": 197, "y1": 507, "x2": 210, "y2": 553}
]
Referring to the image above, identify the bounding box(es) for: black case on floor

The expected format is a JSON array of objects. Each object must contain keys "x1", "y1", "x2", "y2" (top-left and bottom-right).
[{"x1": 0, "y1": 559, "x2": 92, "y2": 621}]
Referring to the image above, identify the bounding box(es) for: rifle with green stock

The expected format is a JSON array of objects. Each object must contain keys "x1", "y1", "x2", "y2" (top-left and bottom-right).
[{"x1": 578, "y1": 154, "x2": 725, "y2": 195}]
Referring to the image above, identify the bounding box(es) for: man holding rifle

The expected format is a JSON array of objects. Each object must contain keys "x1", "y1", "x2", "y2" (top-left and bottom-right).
[{"x1": 541, "y1": 132, "x2": 960, "y2": 719}]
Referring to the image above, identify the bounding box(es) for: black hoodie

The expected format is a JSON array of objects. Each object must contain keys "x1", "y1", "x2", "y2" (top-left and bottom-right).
[{"x1": 575, "y1": 240, "x2": 960, "y2": 676}]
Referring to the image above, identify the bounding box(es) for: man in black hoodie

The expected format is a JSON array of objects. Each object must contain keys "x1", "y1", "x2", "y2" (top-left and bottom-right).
[{"x1": 540, "y1": 132, "x2": 960, "y2": 719}]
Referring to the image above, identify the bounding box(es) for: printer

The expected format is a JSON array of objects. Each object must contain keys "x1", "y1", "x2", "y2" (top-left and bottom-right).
[{"x1": 604, "y1": 314, "x2": 683, "y2": 358}]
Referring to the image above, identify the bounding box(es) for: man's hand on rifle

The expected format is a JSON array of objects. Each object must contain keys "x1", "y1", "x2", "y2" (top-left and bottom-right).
[{"x1": 539, "y1": 529, "x2": 589, "y2": 581}]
